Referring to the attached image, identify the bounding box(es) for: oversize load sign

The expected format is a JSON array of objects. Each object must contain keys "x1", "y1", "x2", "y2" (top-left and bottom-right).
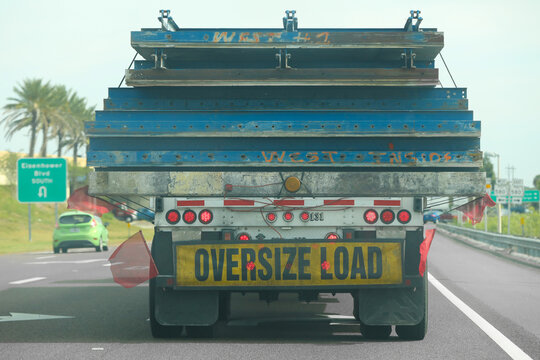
[{"x1": 176, "y1": 242, "x2": 402, "y2": 287}]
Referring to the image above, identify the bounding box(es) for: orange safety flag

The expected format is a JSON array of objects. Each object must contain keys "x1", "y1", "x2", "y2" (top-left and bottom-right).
[
  {"x1": 108, "y1": 231, "x2": 159, "y2": 288},
  {"x1": 67, "y1": 185, "x2": 115, "y2": 216},
  {"x1": 419, "y1": 228, "x2": 436, "y2": 277},
  {"x1": 455, "y1": 193, "x2": 496, "y2": 225}
]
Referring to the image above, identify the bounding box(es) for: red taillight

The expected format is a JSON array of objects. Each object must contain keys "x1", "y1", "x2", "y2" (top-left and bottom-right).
[
  {"x1": 397, "y1": 210, "x2": 411, "y2": 224},
  {"x1": 326, "y1": 233, "x2": 339, "y2": 240},
  {"x1": 183, "y1": 210, "x2": 197, "y2": 224},
  {"x1": 380, "y1": 209, "x2": 395, "y2": 224},
  {"x1": 364, "y1": 209, "x2": 378, "y2": 224},
  {"x1": 300, "y1": 211, "x2": 309, "y2": 222},
  {"x1": 283, "y1": 212, "x2": 294, "y2": 222},
  {"x1": 238, "y1": 233, "x2": 250, "y2": 241},
  {"x1": 166, "y1": 210, "x2": 181, "y2": 224},
  {"x1": 266, "y1": 213, "x2": 277, "y2": 223},
  {"x1": 199, "y1": 209, "x2": 213, "y2": 224},
  {"x1": 91, "y1": 219, "x2": 97, "y2": 227}
]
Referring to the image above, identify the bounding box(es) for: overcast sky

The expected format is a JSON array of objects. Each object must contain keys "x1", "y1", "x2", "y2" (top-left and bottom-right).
[{"x1": 1, "y1": 0, "x2": 539, "y2": 186}]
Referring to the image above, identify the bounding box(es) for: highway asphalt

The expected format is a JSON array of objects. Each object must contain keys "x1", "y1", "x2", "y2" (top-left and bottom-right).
[{"x1": 0, "y1": 229, "x2": 538, "y2": 359}]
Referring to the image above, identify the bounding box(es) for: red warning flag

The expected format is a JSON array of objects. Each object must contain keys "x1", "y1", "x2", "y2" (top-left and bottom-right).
[
  {"x1": 108, "y1": 231, "x2": 159, "y2": 288},
  {"x1": 419, "y1": 229, "x2": 436, "y2": 277},
  {"x1": 455, "y1": 193, "x2": 496, "y2": 225},
  {"x1": 67, "y1": 185, "x2": 115, "y2": 216}
]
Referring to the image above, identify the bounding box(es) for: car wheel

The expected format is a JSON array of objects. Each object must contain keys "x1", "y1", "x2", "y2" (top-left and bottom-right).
[
  {"x1": 61, "y1": 248, "x2": 68, "y2": 253},
  {"x1": 53, "y1": 247, "x2": 60, "y2": 254},
  {"x1": 103, "y1": 245, "x2": 109, "y2": 251},
  {"x1": 95, "y1": 237, "x2": 103, "y2": 252},
  {"x1": 125, "y1": 216, "x2": 133, "y2": 223}
]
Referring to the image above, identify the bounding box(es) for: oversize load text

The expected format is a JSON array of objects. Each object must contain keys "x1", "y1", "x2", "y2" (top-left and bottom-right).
[{"x1": 176, "y1": 242, "x2": 402, "y2": 286}]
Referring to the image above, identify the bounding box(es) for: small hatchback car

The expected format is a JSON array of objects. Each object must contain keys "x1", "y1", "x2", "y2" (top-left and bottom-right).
[{"x1": 53, "y1": 211, "x2": 109, "y2": 253}]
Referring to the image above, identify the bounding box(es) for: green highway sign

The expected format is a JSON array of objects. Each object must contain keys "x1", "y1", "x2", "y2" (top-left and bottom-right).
[
  {"x1": 490, "y1": 189, "x2": 539, "y2": 203},
  {"x1": 17, "y1": 158, "x2": 67, "y2": 203}
]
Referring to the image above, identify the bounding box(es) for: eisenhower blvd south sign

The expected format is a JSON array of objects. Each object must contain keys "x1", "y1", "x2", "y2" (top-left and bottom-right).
[{"x1": 17, "y1": 158, "x2": 67, "y2": 203}]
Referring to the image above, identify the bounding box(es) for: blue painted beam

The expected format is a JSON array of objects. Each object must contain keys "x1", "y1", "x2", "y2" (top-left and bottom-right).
[
  {"x1": 87, "y1": 149, "x2": 481, "y2": 168},
  {"x1": 87, "y1": 119, "x2": 479, "y2": 137}
]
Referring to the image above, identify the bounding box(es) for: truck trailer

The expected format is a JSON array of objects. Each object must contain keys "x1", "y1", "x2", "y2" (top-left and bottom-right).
[{"x1": 87, "y1": 10, "x2": 485, "y2": 340}]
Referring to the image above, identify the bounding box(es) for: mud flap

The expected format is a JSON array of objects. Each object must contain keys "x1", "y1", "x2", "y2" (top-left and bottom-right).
[
  {"x1": 354, "y1": 279, "x2": 426, "y2": 326},
  {"x1": 154, "y1": 289, "x2": 219, "y2": 326}
]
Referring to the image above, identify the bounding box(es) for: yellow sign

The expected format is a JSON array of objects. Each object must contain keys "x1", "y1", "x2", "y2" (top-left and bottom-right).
[{"x1": 176, "y1": 242, "x2": 402, "y2": 287}]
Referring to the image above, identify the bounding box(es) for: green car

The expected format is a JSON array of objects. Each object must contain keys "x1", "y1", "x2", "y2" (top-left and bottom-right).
[{"x1": 53, "y1": 211, "x2": 109, "y2": 253}]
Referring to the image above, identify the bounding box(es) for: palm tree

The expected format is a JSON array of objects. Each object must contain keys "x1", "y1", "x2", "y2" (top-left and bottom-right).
[
  {"x1": 39, "y1": 85, "x2": 69, "y2": 157},
  {"x1": 1, "y1": 79, "x2": 52, "y2": 157}
]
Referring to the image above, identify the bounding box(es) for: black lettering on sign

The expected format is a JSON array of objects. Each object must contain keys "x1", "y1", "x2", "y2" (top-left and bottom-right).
[
  {"x1": 211, "y1": 249, "x2": 225, "y2": 281},
  {"x1": 351, "y1": 247, "x2": 367, "y2": 279},
  {"x1": 275, "y1": 248, "x2": 281, "y2": 280},
  {"x1": 258, "y1": 247, "x2": 273, "y2": 280},
  {"x1": 226, "y1": 248, "x2": 239, "y2": 281},
  {"x1": 320, "y1": 247, "x2": 333, "y2": 280},
  {"x1": 334, "y1": 246, "x2": 349, "y2": 280},
  {"x1": 282, "y1": 247, "x2": 297, "y2": 280},
  {"x1": 241, "y1": 248, "x2": 256, "y2": 281},
  {"x1": 298, "y1": 247, "x2": 311, "y2": 280},
  {"x1": 368, "y1": 247, "x2": 383, "y2": 279},
  {"x1": 195, "y1": 249, "x2": 209, "y2": 281}
]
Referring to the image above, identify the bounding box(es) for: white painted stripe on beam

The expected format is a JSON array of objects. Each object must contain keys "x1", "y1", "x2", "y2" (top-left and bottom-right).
[
  {"x1": 428, "y1": 273, "x2": 532, "y2": 360},
  {"x1": 9, "y1": 277, "x2": 46, "y2": 285}
]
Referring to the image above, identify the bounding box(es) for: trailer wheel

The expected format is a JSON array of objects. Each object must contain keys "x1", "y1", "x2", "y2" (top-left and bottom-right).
[
  {"x1": 149, "y1": 278, "x2": 183, "y2": 338},
  {"x1": 396, "y1": 272, "x2": 428, "y2": 341},
  {"x1": 186, "y1": 325, "x2": 214, "y2": 338},
  {"x1": 360, "y1": 323, "x2": 391, "y2": 340}
]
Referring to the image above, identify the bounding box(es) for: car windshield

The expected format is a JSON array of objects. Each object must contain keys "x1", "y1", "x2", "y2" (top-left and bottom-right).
[{"x1": 59, "y1": 215, "x2": 92, "y2": 224}]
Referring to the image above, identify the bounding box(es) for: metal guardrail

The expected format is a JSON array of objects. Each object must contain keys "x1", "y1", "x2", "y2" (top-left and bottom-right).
[{"x1": 438, "y1": 223, "x2": 540, "y2": 258}]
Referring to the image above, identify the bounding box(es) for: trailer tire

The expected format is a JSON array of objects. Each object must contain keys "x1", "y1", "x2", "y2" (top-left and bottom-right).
[
  {"x1": 360, "y1": 323, "x2": 391, "y2": 340},
  {"x1": 186, "y1": 325, "x2": 214, "y2": 338},
  {"x1": 396, "y1": 317, "x2": 426, "y2": 340},
  {"x1": 149, "y1": 278, "x2": 183, "y2": 338}
]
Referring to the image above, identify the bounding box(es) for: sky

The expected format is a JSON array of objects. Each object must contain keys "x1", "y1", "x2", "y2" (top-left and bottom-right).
[{"x1": 1, "y1": 0, "x2": 539, "y2": 186}]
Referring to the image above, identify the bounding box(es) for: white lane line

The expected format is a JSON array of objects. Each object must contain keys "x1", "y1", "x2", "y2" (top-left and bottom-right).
[
  {"x1": 428, "y1": 273, "x2": 532, "y2": 360},
  {"x1": 26, "y1": 259, "x2": 106, "y2": 265},
  {"x1": 102, "y1": 263, "x2": 112, "y2": 267},
  {"x1": 9, "y1": 277, "x2": 46, "y2": 285},
  {"x1": 35, "y1": 255, "x2": 55, "y2": 260},
  {"x1": 91, "y1": 348, "x2": 104, "y2": 351}
]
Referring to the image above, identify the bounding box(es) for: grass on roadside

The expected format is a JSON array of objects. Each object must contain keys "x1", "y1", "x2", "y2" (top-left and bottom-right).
[
  {"x1": 454, "y1": 207, "x2": 540, "y2": 238},
  {"x1": 0, "y1": 185, "x2": 154, "y2": 255}
]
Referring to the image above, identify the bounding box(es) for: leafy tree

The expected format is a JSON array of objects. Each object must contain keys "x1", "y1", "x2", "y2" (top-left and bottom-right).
[
  {"x1": 482, "y1": 156, "x2": 496, "y2": 185},
  {"x1": 534, "y1": 174, "x2": 540, "y2": 190},
  {"x1": 39, "y1": 85, "x2": 69, "y2": 157},
  {"x1": 1, "y1": 79, "x2": 52, "y2": 157}
]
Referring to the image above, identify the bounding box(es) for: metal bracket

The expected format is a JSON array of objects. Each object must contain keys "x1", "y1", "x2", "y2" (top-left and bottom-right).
[
  {"x1": 275, "y1": 49, "x2": 292, "y2": 69},
  {"x1": 404, "y1": 10, "x2": 422, "y2": 32},
  {"x1": 282, "y1": 10, "x2": 298, "y2": 31},
  {"x1": 151, "y1": 49, "x2": 167, "y2": 69},
  {"x1": 401, "y1": 49, "x2": 416, "y2": 69},
  {"x1": 158, "y1": 9, "x2": 180, "y2": 31}
]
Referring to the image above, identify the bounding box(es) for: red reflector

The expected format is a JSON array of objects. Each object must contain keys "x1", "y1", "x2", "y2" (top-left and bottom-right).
[
  {"x1": 374, "y1": 200, "x2": 401, "y2": 206},
  {"x1": 397, "y1": 210, "x2": 412, "y2": 224},
  {"x1": 182, "y1": 210, "x2": 196, "y2": 224},
  {"x1": 238, "y1": 233, "x2": 250, "y2": 241},
  {"x1": 199, "y1": 209, "x2": 213, "y2": 224},
  {"x1": 364, "y1": 209, "x2": 378, "y2": 224},
  {"x1": 324, "y1": 199, "x2": 354, "y2": 206},
  {"x1": 266, "y1": 213, "x2": 277, "y2": 222},
  {"x1": 380, "y1": 209, "x2": 395, "y2": 224},
  {"x1": 300, "y1": 211, "x2": 309, "y2": 221},
  {"x1": 321, "y1": 261, "x2": 330, "y2": 270},
  {"x1": 283, "y1": 212, "x2": 294, "y2": 221},
  {"x1": 166, "y1": 210, "x2": 180, "y2": 224},
  {"x1": 177, "y1": 200, "x2": 205, "y2": 207},
  {"x1": 326, "y1": 233, "x2": 339, "y2": 240},
  {"x1": 224, "y1": 199, "x2": 255, "y2": 206},
  {"x1": 274, "y1": 199, "x2": 304, "y2": 206}
]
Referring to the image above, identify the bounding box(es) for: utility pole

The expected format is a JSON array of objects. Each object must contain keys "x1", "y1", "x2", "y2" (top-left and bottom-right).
[{"x1": 506, "y1": 165, "x2": 515, "y2": 235}]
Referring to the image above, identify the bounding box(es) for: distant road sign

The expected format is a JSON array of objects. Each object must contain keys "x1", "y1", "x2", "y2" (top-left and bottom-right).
[
  {"x1": 490, "y1": 190, "x2": 539, "y2": 204},
  {"x1": 17, "y1": 158, "x2": 67, "y2": 203}
]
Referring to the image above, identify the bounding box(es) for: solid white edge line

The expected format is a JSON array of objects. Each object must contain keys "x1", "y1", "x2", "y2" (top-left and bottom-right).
[
  {"x1": 9, "y1": 277, "x2": 47, "y2": 285},
  {"x1": 428, "y1": 272, "x2": 532, "y2": 360}
]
